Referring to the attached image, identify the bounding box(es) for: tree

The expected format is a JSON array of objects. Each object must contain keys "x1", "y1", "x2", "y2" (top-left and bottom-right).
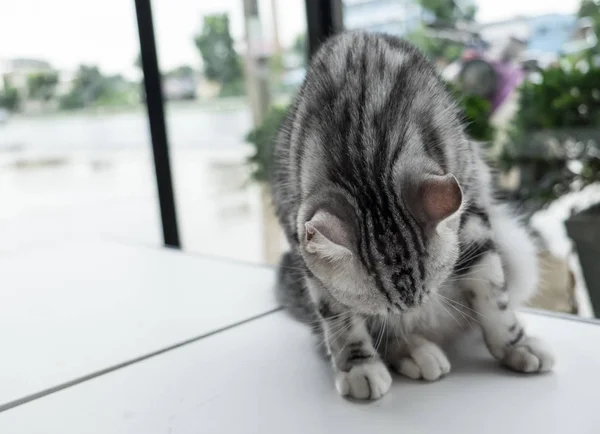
[
  {"x1": 194, "y1": 14, "x2": 242, "y2": 86},
  {"x1": 419, "y1": 0, "x2": 475, "y2": 26},
  {"x1": 0, "y1": 80, "x2": 19, "y2": 111},
  {"x1": 59, "y1": 65, "x2": 110, "y2": 109},
  {"x1": 292, "y1": 34, "x2": 307, "y2": 66},
  {"x1": 578, "y1": 0, "x2": 600, "y2": 18},
  {"x1": 578, "y1": 0, "x2": 600, "y2": 54},
  {"x1": 27, "y1": 71, "x2": 59, "y2": 101},
  {"x1": 412, "y1": 0, "x2": 477, "y2": 63}
]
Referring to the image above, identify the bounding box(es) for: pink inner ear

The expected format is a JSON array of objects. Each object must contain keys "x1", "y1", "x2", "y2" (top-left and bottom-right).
[
  {"x1": 419, "y1": 174, "x2": 462, "y2": 222},
  {"x1": 305, "y1": 223, "x2": 316, "y2": 242}
]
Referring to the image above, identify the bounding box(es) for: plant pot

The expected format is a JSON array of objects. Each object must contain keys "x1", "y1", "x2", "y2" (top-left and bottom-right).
[{"x1": 565, "y1": 203, "x2": 600, "y2": 316}]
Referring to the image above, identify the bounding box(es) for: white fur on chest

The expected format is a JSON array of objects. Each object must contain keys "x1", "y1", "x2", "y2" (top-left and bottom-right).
[{"x1": 386, "y1": 283, "x2": 473, "y2": 346}]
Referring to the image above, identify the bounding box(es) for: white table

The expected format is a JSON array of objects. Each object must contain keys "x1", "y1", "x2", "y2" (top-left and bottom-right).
[
  {"x1": 1, "y1": 242, "x2": 599, "y2": 433},
  {"x1": 0, "y1": 241, "x2": 277, "y2": 410}
]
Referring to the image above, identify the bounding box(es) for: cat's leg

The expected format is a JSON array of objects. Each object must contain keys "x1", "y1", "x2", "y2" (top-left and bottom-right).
[
  {"x1": 386, "y1": 332, "x2": 451, "y2": 381},
  {"x1": 314, "y1": 296, "x2": 392, "y2": 400},
  {"x1": 459, "y1": 250, "x2": 554, "y2": 372}
]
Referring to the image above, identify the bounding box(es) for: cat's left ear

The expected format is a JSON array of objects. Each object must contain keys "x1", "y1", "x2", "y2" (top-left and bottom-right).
[
  {"x1": 303, "y1": 210, "x2": 353, "y2": 261},
  {"x1": 408, "y1": 173, "x2": 463, "y2": 225}
]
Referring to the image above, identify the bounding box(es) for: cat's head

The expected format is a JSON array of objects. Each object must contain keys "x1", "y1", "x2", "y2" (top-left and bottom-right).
[
  {"x1": 298, "y1": 173, "x2": 463, "y2": 315},
  {"x1": 290, "y1": 32, "x2": 469, "y2": 315}
]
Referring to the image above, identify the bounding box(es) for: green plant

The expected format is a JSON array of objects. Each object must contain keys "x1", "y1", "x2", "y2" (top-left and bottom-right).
[
  {"x1": 194, "y1": 14, "x2": 243, "y2": 87},
  {"x1": 219, "y1": 79, "x2": 246, "y2": 98},
  {"x1": 446, "y1": 83, "x2": 496, "y2": 143},
  {"x1": 246, "y1": 106, "x2": 287, "y2": 182},
  {"x1": 500, "y1": 56, "x2": 600, "y2": 207},
  {"x1": 27, "y1": 71, "x2": 59, "y2": 101},
  {"x1": 578, "y1": 0, "x2": 600, "y2": 55},
  {"x1": 407, "y1": 26, "x2": 464, "y2": 64},
  {"x1": 460, "y1": 93, "x2": 496, "y2": 142},
  {"x1": 0, "y1": 82, "x2": 20, "y2": 111}
]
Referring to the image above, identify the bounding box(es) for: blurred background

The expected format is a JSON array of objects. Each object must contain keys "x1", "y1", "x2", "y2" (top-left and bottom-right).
[{"x1": 1, "y1": 0, "x2": 599, "y2": 317}]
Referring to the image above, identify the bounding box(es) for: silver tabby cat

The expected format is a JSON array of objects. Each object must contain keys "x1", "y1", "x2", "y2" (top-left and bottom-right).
[{"x1": 271, "y1": 32, "x2": 554, "y2": 400}]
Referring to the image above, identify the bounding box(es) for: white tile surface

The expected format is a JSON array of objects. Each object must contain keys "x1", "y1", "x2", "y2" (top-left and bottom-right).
[
  {"x1": 1, "y1": 311, "x2": 598, "y2": 434},
  {"x1": 0, "y1": 241, "x2": 277, "y2": 409}
]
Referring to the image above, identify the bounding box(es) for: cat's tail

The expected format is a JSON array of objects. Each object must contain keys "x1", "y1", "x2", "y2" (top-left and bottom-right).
[{"x1": 276, "y1": 251, "x2": 318, "y2": 324}]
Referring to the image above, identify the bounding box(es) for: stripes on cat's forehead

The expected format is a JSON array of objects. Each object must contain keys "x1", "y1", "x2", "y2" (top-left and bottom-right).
[{"x1": 289, "y1": 32, "x2": 471, "y2": 308}]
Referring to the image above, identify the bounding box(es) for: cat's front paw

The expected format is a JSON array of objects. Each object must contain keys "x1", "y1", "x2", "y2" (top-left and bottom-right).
[
  {"x1": 502, "y1": 336, "x2": 555, "y2": 373},
  {"x1": 335, "y1": 361, "x2": 392, "y2": 400},
  {"x1": 392, "y1": 340, "x2": 451, "y2": 381}
]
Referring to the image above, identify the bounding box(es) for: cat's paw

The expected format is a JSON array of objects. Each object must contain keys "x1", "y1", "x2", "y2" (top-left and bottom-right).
[
  {"x1": 392, "y1": 341, "x2": 451, "y2": 381},
  {"x1": 335, "y1": 361, "x2": 392, "y2": 400},
  {"x1": 502, "y1": 336, "x2": 555, "y2": 373}
]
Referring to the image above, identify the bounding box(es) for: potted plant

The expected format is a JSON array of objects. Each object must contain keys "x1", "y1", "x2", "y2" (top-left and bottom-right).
[
  {"x1": 497, "y1": 56, "x2": 600, "y2": 212},
  {"x1": 495, "y1": 52, "x2": 600, "y2": 315},
  {"x1": 245, "y1": 106, "x2": 288, "y2": 264}
]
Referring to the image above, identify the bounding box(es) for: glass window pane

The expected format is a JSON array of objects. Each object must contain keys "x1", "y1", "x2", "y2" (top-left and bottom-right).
[
  {"x1": 0, "y1": 0, "x2": 161, "y2": 251},
  {"x1": 152, "y1": 0, "x2": 307, "y2": 264}
]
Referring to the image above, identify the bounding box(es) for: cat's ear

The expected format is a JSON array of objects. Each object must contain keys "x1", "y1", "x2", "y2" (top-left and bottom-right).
[
  {"x1": 410, "y1": 173, "x2": 462, "y2": 224},
  {"x1": 304, "y1": 210, "x2": 353, "y2": 261}
]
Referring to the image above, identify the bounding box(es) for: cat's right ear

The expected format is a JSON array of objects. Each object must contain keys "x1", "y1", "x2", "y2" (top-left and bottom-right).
[
  {"x1": 419, "y1": 174, "x2": 462, "y2": 223},
  {"x1": 303, "y1": 210, "x2": 353, "y2": 261},
  {"x1": 406, "y1": 173, "x2": 463, "y2": 226}
]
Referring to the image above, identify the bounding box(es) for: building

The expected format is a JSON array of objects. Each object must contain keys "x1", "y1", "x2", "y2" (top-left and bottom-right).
[
  {"x1": 0, "y1": 58, "x2": 52, "y2": 94},
  {"x1": 343, "y1": 0, "x2": 475, "y2": 36},
  {"x1": 476, "y1": 14, "x2": 590, "y2": 66},
  {"x1": 343, "y1": 0, "x2": 423, "y2": 35}
]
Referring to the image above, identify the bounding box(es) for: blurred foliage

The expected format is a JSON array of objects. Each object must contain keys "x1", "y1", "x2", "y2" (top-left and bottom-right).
[
  {"x1": 0, "y1": 79, "x2": 20, "y2": 111},
  {"x1": 418, "y1": 0, "x2": 476, "y2": 25},
  {"x1": 59, "y1": 65, "x2": 105, "y2": 109},
  {"x1": 292, "y1": 34, "x2": 307, "y2": 67},
  {"x1": 246, "y1": 106, "x2": 287, "y2": 182},
  {"x1": 219, "y1": 79, "x2": 246, "y2": 97},
  {"x1": 407, "y1": 27, "x2": 464, "y2": 64},
  {"x1": 578, "y1": 0, "x2": 600, "y2": 54},
  {"x1": 194, "y1": 14, "x2": 243, "y2": 89},
  {"x1": 27, "y1": 71, "x2": 59, "y2": 101},
  {"x1": 499, "y1": 56, "x2": 600, "y2": 207},
  {"x1": 453, "y1": 90, "x2": 496, "y2": 143},
  {"x1": 60, "y1": 65, "x2": 134, "y2": 110},
  {"x1": 410, "y1": 0, "x2": 476, "y2": 64}
]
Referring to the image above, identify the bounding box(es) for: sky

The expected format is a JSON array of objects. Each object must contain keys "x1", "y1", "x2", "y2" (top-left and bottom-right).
[{"x1": 0, "y1": 0, "x2": 580, "y2": 77}]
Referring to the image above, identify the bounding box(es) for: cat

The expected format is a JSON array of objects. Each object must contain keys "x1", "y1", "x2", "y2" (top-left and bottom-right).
[{"x1": 271, "y1": 32, "x2": 554, "y2": 400}]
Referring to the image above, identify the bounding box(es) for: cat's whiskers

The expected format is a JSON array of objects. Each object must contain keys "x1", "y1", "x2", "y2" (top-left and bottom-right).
[
  {"x1": 433, "y1": 293, "x2": 482, "y2": 326},
  {"x1": 371, "y1": 315, "x2": 387, "y2": 363},
  {"x1": 435, "y1": 292, "x2": 480, "y2": 316},
  {"x1": 336, "y1": 327, "x2": 359, "y2": 362},
  {"x1": 432, "y1": 296, "x2": 463, "y2": 328}
]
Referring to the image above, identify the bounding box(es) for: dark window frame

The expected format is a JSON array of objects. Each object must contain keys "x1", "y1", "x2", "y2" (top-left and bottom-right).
[{"x1": 133, "y1": 0, "x2": 343, "y2": 249}]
